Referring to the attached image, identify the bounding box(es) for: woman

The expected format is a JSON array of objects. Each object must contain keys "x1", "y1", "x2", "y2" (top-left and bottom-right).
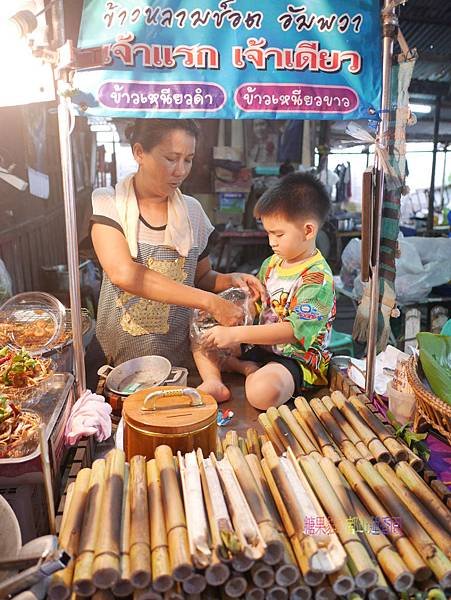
[{"x1": 91, "y1": 119, "x2": 262, "y2": 398}]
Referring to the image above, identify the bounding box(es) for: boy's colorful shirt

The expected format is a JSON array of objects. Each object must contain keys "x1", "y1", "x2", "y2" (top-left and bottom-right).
[{"x1": 257, "y1": 251, "x2": 336, "y2": 387}]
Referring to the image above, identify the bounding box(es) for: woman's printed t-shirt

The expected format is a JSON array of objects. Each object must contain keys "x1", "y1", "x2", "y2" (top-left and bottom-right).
[
  {"x1": 257, "y1": 251, "x2": 336, "y2": 387},
  {"x1": 91, "y1": 186, "x2": 214, "y2": 366}
]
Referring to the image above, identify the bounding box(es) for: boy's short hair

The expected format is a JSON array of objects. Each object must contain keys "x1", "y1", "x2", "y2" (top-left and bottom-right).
[{"x1": 254, "y1": 171, "x2": 331, "y2": 226}]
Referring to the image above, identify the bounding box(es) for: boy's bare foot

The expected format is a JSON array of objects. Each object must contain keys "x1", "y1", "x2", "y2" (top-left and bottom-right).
[
  {"x1": 198, "y1": 380, "x2": 231, "y2": 403},
  {"x1": 223, "y1": 356, "x2": 260, "y2": 377}
]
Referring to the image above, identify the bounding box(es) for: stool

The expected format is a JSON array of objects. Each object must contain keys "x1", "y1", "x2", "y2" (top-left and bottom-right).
[{"x1": 329, "y1": 328, "x2": 355, "y2": 357}]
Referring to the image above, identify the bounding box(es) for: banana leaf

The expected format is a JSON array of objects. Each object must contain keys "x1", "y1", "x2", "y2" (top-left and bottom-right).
[{"x1": 416, "y1": 332, "x2": 451, "y2": 406}]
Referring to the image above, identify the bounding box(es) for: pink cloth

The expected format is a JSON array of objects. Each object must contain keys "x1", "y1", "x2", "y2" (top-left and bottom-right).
[{"x1": 65, "y1": 390, "x2": 112, "y2": 446}]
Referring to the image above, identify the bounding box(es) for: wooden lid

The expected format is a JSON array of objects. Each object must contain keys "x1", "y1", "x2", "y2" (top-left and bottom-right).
[{"x1": 123, "y1": 386, "x2": 217, "y2": 434}]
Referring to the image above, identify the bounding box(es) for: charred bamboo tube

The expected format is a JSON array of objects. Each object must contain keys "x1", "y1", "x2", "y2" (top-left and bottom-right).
[
  {"x1": 147, "y1": 460, "x2": 173, "y2": 594},
  {"x1": 266, "y1": 585, "x2": 288, "y2": 600},
  {"x1": 278, "y1": 405, "x2": 322, "y2": 458},
  {"x1": 375, "y1": 462, "x2": 451, "y2": 557},
  {"x1": 113, "y1": 464, "x2": 133, "y2": 598},
  {"x1": 164, "y1": 583, "x2": 184, "y2": 600},
  {"x1": 260, "y1": 457, "x2": 325, "y2": 587},
  {"x1": 178, "y1": 451, "x2": 211, "y2": 569},
  {"x1": 291, "y1": 409, "x2": 321, "y2": 453},
  {"x1": 205, "y1": 549, "x2": 231, "y2": 587},
  {"x1": 394, "y1": 461, "x2": 451, "y2": 532},
  {"x1": 245, "y1": 583, "x2": 265, "y2": 600},
  {"x1": 297, "y1": 454, "x2": 377, "y2": 590},
  {"x1": 310, "y1": 398, "x2": 362, "y2": 463},
  {"x1": 231, "y1": 552, "x2": 255, "y2": 573},
  {"x1": 294, "y1": 397, "x2": 342, "y2": 463},
  {"x1": 225, "y1": 572, "x2": 247, "y2": 598},
  {"x1": 289, "y1": 582, "x2": 312, "y2": 600},
  {"x1": 133, "y1": 588, "x2": 162, "y2": 600},
  {"x1": 226, "y1": 445, "x2": 284, "y2": 565},
  {"x1": 196, "y1": 449, "x2": 238, "y2": 563},
  {"x1": 258, "y1": 414, "x2": 285, "y2": 455},
  {"x1": 155, "y1": 445, "x2": 193, "y2": 582},
  {"x1": 404, "y1": 445, "x2": 424, "y2": 472},
  {"x1": 129, "y1": 455, "x2": 151, "y2": 589},
  {"x1": 267, "y1": 407, "x2": 304, "y2": 458},
  {"x1": 329, "y1": 392, "x2": 389, "y2": 462},
  {"x1": 224, "y1": 430, "x2": 239, "y2": 450},
  {"x1": 367, "y1": 564, "x2": 392, "y2": 600},
  {"x1": 250, "y1": 562, "x2": 274, "y2": 588},
  {"x1": 51, "y1": 468, "x2": 92, "y2": 599},
  {"x1": 216, "y1": 436, "x2": 224, "y2": 460},
  {"x1": 350, "y1": 395, "x2": 409, "y2": 461},
  {"x1": 73, "y1": 459, "x2": 106, "y2": 597},
  {"x1": 182, "y1": 573, "x2": 207, "y2": 594},
  {"x1": 320, "y1": 396, "x2": 374, "y2": 462},
  {"x1": 356, "y1": 459, "x2": 451, "y2": 588},
  {"x1": 275, "y1": 536, "x2": 301, "y2": 588},
  {"x1": 327, "y1": 563, "x2": 354, "y2": 596},
  {"x1": 338, "y1": 459, "x2": 430, "y2": 583},
  {"x1": 245, "y1": 454, "x2": 284, "y2": 534},
  {"x1": 246, "y1": 428, "x2": 262, "y2": 460},
  {"x1": 238, "y1": 437, "x2": 249, "y2": 455},
  {"x1": 320, "y1": 458, "x2": 413, "y2": 593}
]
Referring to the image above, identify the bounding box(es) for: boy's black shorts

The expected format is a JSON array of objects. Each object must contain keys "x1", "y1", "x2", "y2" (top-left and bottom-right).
[{"x1": 240, "y1": 346, "x2": 303, "y2": 395}]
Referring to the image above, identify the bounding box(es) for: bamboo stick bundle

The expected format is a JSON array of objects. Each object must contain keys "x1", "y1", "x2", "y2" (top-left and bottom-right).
[
  {"x1": 50, "y1": 467, "x2": 92, "y2": 599},
  {"x1": 245, "y1": 583, "x2": 265, "y2": 600},
  {"x1": 327, "y1": 563, "x2": 354, "y2": 597},
  {"x1": 238, "y1": 436, "x2": 249, "y2": 455},
  {"x1": 338, "y1": 459, "x2": 430, "y2": 583},
  {"x1": 213, "y1": 453, "x2": 266, "y2": 561},
  {"x1": 49, "y1": 481, "x2": 77, "y2": 600},
  {"x1": 257, "y1": 413, "x2": 285, "y2": 454},
  {"x1": 320, "y1": 396, "x2": 374, "y2": 462},
  {"x1": 309, "y1": 398, "x2": 363, "y2": 464},
  {"x1": 129, "y1": 455, "x2": 152, "y2": 589},
  {"x1": 178, "y1": 451, "x2": 211, "y2": 569},
  {"x1": 291, "y1": 409, "x2": 322, "y2": 453},
  {"x1": 246, "y1": 428, "x2": 262, "y2": 459},
  {"x1": 296, "y1": 453, "x2": 377, "y2": 590},
  {"x1": 278, "y1": 405, "x2": 322, "y2": 459},
  {"x1": 319, "y1": 458, "x2": 413, "y2": 594},
  {"x1": 266, "y1": 406, "x2": 304, "y2": 458},
  {"x1": 266, "y1": 584, "x2": 289, "y2": 600},
  {"x1": 349, "y1": 394, "x2": 409, "y2": 461},
  {"x1": 374, "y1": 462, "x2": 451, "y2": 558},
  {"x1": 263, "y1": 442, "x2": 346, "y2": 575},
  {"x1": 182, "y1": 572, "x2": 207, "y2": 594},
  {"x1": 294, "y1": 397, "x2": 342, "y2": 463},
  {"x1": 216, "y1": 435, "x2": 224, "y2": 460},
  {"x1": 73, "y1": 459, "x2": 106, "y2": 597},
  {"x1": 226, "y1": 445, "x2": 284, "y2": 565},
  {"x1": 154, "y1": 445, "x2": 193, "y2": 582},
  {"x1": 260, "y1": 456, "x2": 325, "y2": 587},
  {"x1": 355, "y1": 459, "x2": 451, "y2": 588},
  {"x1": 113, "y1": 464, "x2": 133, "y2": 598},
  {"x1": 250, "y1": 561, "x2": 275, "y2": 588},
  {"x1": 147, "y1": 460, "x2": 174, "y2": 594},
  {"x1": 288, "y1": 582, "x2": 312, "y2": 600},
  {"x1": 133, "y1": 588, "x2": 163, "y2": 600},
  {"x1": 223, "y1": 430, "x2": 239, "y2": 450},
  {"x1": 329, "y1": 392, "x2": 390, "y2": 462},
  {"x1": 92, "y1": 449, "x2": 125, "y2": 589},
  {"x1": 197, "y1": 449, "x2": 238, "y2": 562},
  {"x1": 224, "y1": 571, "x2": 247, "y2": 597},
  {"x1": 394, "y1": 461, "x2": 451, "y2": 532}
]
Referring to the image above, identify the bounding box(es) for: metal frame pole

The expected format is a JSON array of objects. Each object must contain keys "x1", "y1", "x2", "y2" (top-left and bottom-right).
[
  {"x1": 427, "y1": 96, "x2": 441, "y2": 235},
  {"x1": 365, "y1": 0, "x2": 397, "y2": 397}
]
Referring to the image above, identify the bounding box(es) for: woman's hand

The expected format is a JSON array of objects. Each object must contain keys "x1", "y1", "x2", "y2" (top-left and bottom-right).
[
  {"x1": 228, "y1": 272, "x2": 266, "y2": 302},
  {"x1": 208, "y1": 295, "x2": 243, "y2": 326},
  {"x1": 203, "y1": 326, "x2": 238, "y2": 350}
]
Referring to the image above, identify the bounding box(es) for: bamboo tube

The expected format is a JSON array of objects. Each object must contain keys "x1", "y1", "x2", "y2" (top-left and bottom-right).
[
  {"x1": 367, "y1": 563, "x2": 392, "y2": 600},
  {"x1": 294, "y1": 397, "x2": 342, "y2": 463},
  {"x1": 245, "y1": 454, "x2": 284, "y2": 533},
  {"x1": 298, "y1": 454, "x2": 377, "y2": 590},
  {"x1": 147, "y1": 460, "x2": 173, "y2": 593},
  {"x1": 291, "y1": 409, "x2": 322, "y2": 453},
  {"x1": 133, "y1": 588, "x2": 163, "y2": 600},
  {"x1": 338, "y1": 459, "x2": 430, "y2": 583},
  {"x1": 356, "y1": 459, "x2": 451, "y2": 588},
  {"x1": 178, "y1": 451, "x2": 211, "y2": 569},
  {"x1": 225, "y1": 572, "x2": 247, "y2": 597},
  {"x1": 238, "y1": 436, "x2": 249, "y2": 455},
  {"x1": 266, "y1": 585, "x2": 289, "y2": 600},
  {"x1": 155, "y1": 445, "x2": 193, "y2": 582},
  {"x1": 250, "y1": 561, "x2": 274, "y2": 588},
  {"x1": 245, "y1": 584, "x2": 265, "y2": 600},
  {"x1": 275, "y1": 536, "x2": 300, "y2": 587},
  {"x1": 258, "y1": 414, "x2": 285, "y2": 454},
  {"x1": 246, "y1": 428, "x2": 262, "y2": 459},
  {"x1": 216, "y1": 435, "x2": 224, "y2": 460},
  {"x1": 48, "y1": 481, "x2": 77, "y2": 600},
  {"x1": 73, "y1": 459, "x2": 106, "y2": 597},
  {"x1": 329, "y1": 392, "x2": 390, "y2": 462},
  {"x1": 92, "y1": 591, "x2": 115, "y2": 600},
  {"x1": 320, "y1": 458, "x2": 413, "y2": 593},
  {"x1": 231, "y1": 552, "x2": 255, "y2": 572},
  {"x1": 129, "y1": 455, "x2": 152, "y2": 589},
  {"x1": 182, "y1": 573, "x2": 207, "y2": 594},
  {"x1": 224, "y1": 430, "x2": 239, "y2": 449},
  {"x1": 375, "y1": 462, "x2": 451, "y2": 557},
  {"x1": 320, "y1": 396, "x2": 374, "y2": 462},
  {"x1": 113, "y1": 464, "x2": 133, "y2": 598},
  {"x1": 277, "y1": 405, "x2": 322, "y2": 459},
  {"x1": 404, "y1": 444, "x2": 424, "y2": 471},
  {"x1": 205, "y1": 549, "x2": 230, "y2": 586},
  {"x1": 395, "y1": 461, "x2": 451, "y2": 532},
  {"x1": 289, "y1": 582, "x2": 312, "y2": 600},
  {"x1": 164, "y1": 583, "x2": 184, "y2": 600},
  {"x1": 327, "y1": 563, "x2": 354, "y2": 596},
  {"x1": 260, "y1": 457, "x2": 325, "y2": 587},
  {"x1": 348, "y1": 395, "x2": 409, "y2": 461},
  {"x1": 267, "y1": 406, "x2": 304, "y2": 457},
  {"x1": 259, "y1": 434, "x2": 269, "y2": 448},
  {"x1": 309, "y1": 398, "x2": 363, "y2": 463},
  {"x1": 226, "y1": 445, "x2": 284, "y2": 565}
]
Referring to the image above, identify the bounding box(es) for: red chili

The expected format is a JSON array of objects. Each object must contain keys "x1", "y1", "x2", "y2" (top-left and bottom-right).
[{"x1": 0, "y1": 354, "x2": 11, "y2": 365}]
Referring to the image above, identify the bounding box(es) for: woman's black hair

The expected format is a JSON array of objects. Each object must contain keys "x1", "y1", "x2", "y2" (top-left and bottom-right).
[{"x1": 125, "y1": 118, "x2": 200, "y2": 152}]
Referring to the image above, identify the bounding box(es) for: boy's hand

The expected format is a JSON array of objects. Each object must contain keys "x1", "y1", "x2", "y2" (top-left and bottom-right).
[
  {"x1": 203, "y1": 326, "x2": 238, "y2": 350},
  {"x1": 229, "y1": 272, "x2": 266, "y2": 302}
]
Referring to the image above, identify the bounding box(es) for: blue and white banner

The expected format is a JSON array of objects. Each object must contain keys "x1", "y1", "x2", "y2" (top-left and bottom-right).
[{"x1": 74, "y1": 0, "x2": 381, "y2": 120}]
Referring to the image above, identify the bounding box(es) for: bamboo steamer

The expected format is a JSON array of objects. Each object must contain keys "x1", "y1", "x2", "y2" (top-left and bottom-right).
[{"x1": 123, "y1": 386, "x2": 217, "y2": 460}]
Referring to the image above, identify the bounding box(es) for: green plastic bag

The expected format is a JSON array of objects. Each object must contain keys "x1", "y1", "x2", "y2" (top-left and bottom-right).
[{"x1": 416, "y1": 332, "x2": 451, "y2": 406}]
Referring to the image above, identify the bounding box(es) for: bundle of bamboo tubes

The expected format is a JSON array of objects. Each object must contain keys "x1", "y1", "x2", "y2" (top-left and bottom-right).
[{"x1": 54, "y1": 421, "x2": 451, "y2": 600}]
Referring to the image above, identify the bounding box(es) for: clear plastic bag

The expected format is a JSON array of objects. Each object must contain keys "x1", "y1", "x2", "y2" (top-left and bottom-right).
[{"x1": 0, "y1": 259, "x2": 12, "y2": 304}]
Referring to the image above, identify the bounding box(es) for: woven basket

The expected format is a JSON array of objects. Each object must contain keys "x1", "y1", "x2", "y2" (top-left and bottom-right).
[{"x1": 406, "y1": 354, "x2": 451, "y2": 443}]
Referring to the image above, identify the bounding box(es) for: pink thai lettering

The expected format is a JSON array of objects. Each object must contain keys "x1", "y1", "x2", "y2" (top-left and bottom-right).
[
  {"x1": 294, "y1": 41, "x2": 320, "y2": 71},
  {"x1": 111, "y1": 32, "x2": 135, "y2": 66}
]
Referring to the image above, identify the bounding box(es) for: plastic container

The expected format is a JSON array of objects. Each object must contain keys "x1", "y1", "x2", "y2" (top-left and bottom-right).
[{"x1": 387, "y1": 380, "x2": 416, "y2": 425}]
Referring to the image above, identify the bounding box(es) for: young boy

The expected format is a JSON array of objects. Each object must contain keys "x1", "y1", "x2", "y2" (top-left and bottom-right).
[{"x1": 195, "y1": 172, "x2": 335, "y2": 410}]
